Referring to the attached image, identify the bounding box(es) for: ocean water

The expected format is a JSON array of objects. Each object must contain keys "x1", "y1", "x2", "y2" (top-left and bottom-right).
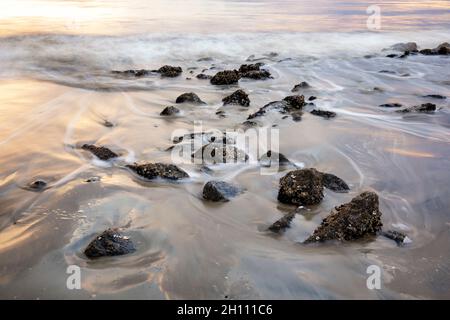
[{"x1": 0, "y1": 0, "x2": 449, "y2": 299}]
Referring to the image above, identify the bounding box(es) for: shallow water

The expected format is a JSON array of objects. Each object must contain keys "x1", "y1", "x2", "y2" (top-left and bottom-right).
[{"x1": 0, "y1": 0, "x2": 450, "y2": 299}]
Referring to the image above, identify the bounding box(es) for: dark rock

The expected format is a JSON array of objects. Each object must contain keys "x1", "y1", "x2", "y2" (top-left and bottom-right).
[
  {"x1": 202, "y1": 180, "x2": 242, "y2": 202},
  {"x1": 239, "y1": 63, "x2": 264, "y2": 73},
  {"x1": 126, "y1": 163, "x2": 189, "y2": 180},
  {"x1": 82, "y1": 144, "x2": 119, "y2": 161},
  {"x1": 175, "y1": 92, "x2": 206, "y2": 104},
  {"x1": 247, "y1": 95, "x2": 305, "y2": 120},
  {"x1": 386, "y1": 54, "x2": 398, "y2": 58},
  {"x1": 259, "y1": 150, "x2": 292, "y2": 167},
  {"x1": 85, "y1": 176, "x2": 101, "y2": 183},
  {"x1": 112, "y1": 69, "x2": 150, "y2": 77},
  {"x1": 156, "y1": 65, "x2": 182, "y2": 77},
  {"x1": 84, "y1": 229, "x2": 135, "y2": 259},
  {"x1": 379, "y1": 103, "x2": 402, "y2": 108},
  {"x1": 379, "y1": 70, "x2": 396, "y2": 74},
  {"x1": 278, "y1": 168, "x2": 324, "y2": 206},
  {"x1": 268, "y1": 211, "x2": 296, "y2": 233},
  {"x1": 304, "y1": 191, "x2": 383, "y2": 243},
  {"x1": 241, "y1": 69, "x2": 272, "y2": 80},
  {"x1": 382, "y1": 230, "x2": 409, "y2": 245},
  {"x1": 422, "y1": 94, "x2": 446, "y2": 100},
  {"x1": 310, "y1": 109, "x2": 337, "y2": 119},
  {"x1": 103, "y1": 120, "x2": 114, "y2": 128},
  {"x1": 419, "y1": 42, "x2": 450, "y2": 56},
  {"x1": 397, "y1": 103, "x2": 436, "y2": 113},
  {"x1": 222, "y1": 89, "x2": 250, "y2": 107},
  {"x1": 210, "y1": 70, "x2": 241, "y2": 85},
  {"x1": 291, "y1": 82, "x2": 310, "y2": 92},
  {"x1": 321, "y1": 173, "x2": 349, "y2": 193},
  {"x1": 196, "y1": 74, "x2": 212, "y2": 80},
  {"x1": 28, "y1": 180, "x2": 47, "y2": 191},
  {"x1": 160, "y1": 106, "x2": 180, "y2": 116},
  {"x1": 308, "y1": 96, "x2": 317, "y2": 101},
  {"x1": 192, "y1": 143, "x2": 249, "y2": 164},
  {"x1": 399, "y1": 51, "x2": 410, "y2": 59}
]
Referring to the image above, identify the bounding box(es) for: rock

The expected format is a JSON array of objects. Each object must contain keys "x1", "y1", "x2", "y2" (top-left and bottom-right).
[
  {"x1": 304, "y1": 191, "x2": 383, "y2": 243},
  {"x1": 291, "y1": 111, "x2": 303, "y2": 122},
  {"x1": 196, "y1": 73, "x2": 212, "y2": 80},
  {"x1": 422, "y1": 94, "x2": 446, "y2": 99},
  {"x1": 28, "y1": 180, "x2": 47, "y2": 191},
  {"x1": 247, "y1": 95, "x2": 305, "y2": 120},
  {"x1": 321, "y1": 173, "x2": 349, "y2": 193},
  {"x1": 419, "y1": 42, "x2": 450, "y2": 56},
  {"x1": 84, "y1": 229, "x2": 135, "y2": 258},
  {"x1": 382, "y1": 230, "x2": 410, "y2": 245},
  {"x1": 112, "y1": 69, "x2": 150, "y2": 77},
  {"x1": 291, "y1": 82, "x2": 310, "y2": 92},
  {"x1": 160, "y1": 106, "x2": 180, "y2": 116},
  {"x1": 259, "y1": 150, "x2": 292, "y2": 167},
  {"x1": 126, "y1": 163, "x2": 189, "y2": 180},
  {"x1": 397, "y1": 103, "x2": 436, "y2": 113},
  {"x1": 175, "y1": 92, "x2": 206, "y2": 104},
  {"x1": 390, "y1": 42, "x2": 418, "y2": 52},
  {"x1": 386, "y1": 54, "x2": 398, "y2": 58},
  {"x1": 210, "y1": 70, "x2": 241, "y2": 85},
  {"x1": 222, "y1": 89, "x2": 250, "y2": 107},
  {"x1": 379, "y1": 70, "x2": 396, "y2": 74},
  {"x1": 379, "y1": 103, "x2": 402, "y2": 108},
  {"x1": 202, "y1": 180, "x2": 242, "y2": 202},
  {"x1": 85, "y1": 176, "x2": 101, "y2": 183},
  {"x1": 192, "y1": 143, "x2": 249, "y2": 164},
  {"x1": 308, "y1": 96, "x2": 317, "y2": 101},
  {"x1": 268, "y1": 211, "x2": 296, "y2": 233},
  {"x1": 310, "y1": 109, "x2": 337, "y2": 119},
  {"x1": 241, "y1": 69, "x2": 272, "y2": 80},
  {"x1": 102, "y1": 120, "x2": 114, "y2": 128},
  {"x1": 239, "y1": 63, "x2": 264, "y2": 73},
  {"x1": 82, "y1": 144, "x2": 119, "y2": 161},
  {"x1": 156, "y1": 65, "x2": 182, "y2": 77},
  {"x1": 278, "y1": 168, "x2": 324, "y2": 206}
]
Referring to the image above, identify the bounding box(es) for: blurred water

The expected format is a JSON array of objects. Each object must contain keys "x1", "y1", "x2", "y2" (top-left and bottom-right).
[{"x1": 0, "y1": 0, "x2": 449, "y2": 300}]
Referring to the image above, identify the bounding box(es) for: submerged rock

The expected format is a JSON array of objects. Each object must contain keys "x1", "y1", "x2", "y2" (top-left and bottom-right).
[
  {"x1": 268, "y1": 211, "x2": 296, "y2": 233},
  {"x1": 422, "y1": 94, "x2": 446, "y2": 100},
  {"x1": 419, "y1": 42, "x2": 450, "y2": 55},
  {"x1": 222, "y1": 89, "x2": 250, "y2": 107},
  {"x1": 175, "y1": 92, "x2": 206, "y2": 104},
  {"x1": 379, "y1": 103, "x2": 402, "y2": 108},
  {"x1": 103, "y1": 120, "x2": 114, "y2": 128},
  {"x1": 291, "y1": 82, "x2": 310, "y2": 92},
  {"x1": 126, "y1": 163, "x2": 189, "y2": 180},
  {"x1": 382, "y1": 230, "x2": 410, "y2": 245},
  {"x1": 196, "y1": 73, "x2": 212, "y2": 80},
  {"x1": 210, "y1": 70, "x2": 241, "y2": 85},
  {"x1": 259, "y1": 150, "x2": 292, "y2": 167},
  {"x1": 82, "y1": 144, "x2": 119, "y2": 161},
  {"x1": 202, "y1": 180, "x2": 242, "y2": 202},
  {"x1": 192, "y1": 143, "x2": 248, "y2": 164},
  {"x1": 156, "y1": 65, "x2": 182, "y2": 77},
  {"x1": 310, "y1": 109, "x2": 337, "y2": 119},
  {"x1": 160, "y1": 106, "x2": 180, "y2": 116},
  {"x1": 397, "y1": 103, "x2": 436, "y2": 113},
  {"x1": 112, "y1": 69, "x2": 150, "y2": 77},
  {"x1": 321, "y1": 173, "x2": 350, "y2": 193},
  {"x1": 304, "y1": 191, "x2": 383, "y2": 243},
  {"x1": 84, "y1": 229, "x2": 135, "y2": 259},
  {"x1": 278, "y1": 168, "x2": 324, "y2": 206},
  {"x1": 27, "y1": 180, "x2": 48, "y2": 191}
]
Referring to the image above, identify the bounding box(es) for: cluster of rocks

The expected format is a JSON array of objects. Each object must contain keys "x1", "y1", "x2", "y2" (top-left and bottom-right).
[
  {"x1": 111, "y1": 65, "x2": 183, "y2": 78},
  {"x1": 210, "y1": 63, "x2": 272, "y2": 85},
  {"x1": 385, "y1": 42, "x2": 450, "y2": 58}
]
